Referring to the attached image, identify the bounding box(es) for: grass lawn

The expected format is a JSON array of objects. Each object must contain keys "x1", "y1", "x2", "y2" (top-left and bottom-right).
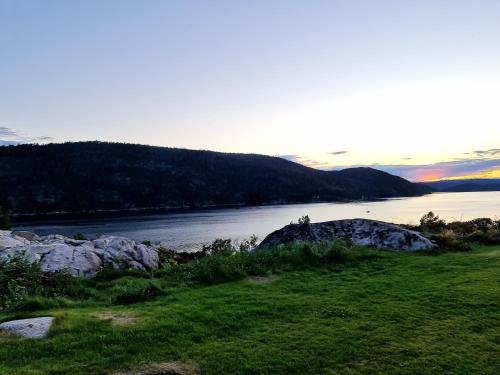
[{"x1": 1, "y1": 245, "x2": 499, "y2": 374}]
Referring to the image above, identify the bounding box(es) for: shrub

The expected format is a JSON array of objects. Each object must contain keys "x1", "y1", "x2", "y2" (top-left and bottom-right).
[
  {"x1": 157, "y1": 247, "x2": 178, "y2": 268},
  {"x1": 430, "y1": 229, "x2": 472, "y2": 252},
  {"x1": 483, "y1": 229, "x2": 500, "y2": 245},
  {"x1": 0, "y1": 254, "x2": 76, "y2": 311},
  {"x1": 428, "y1": 217, "x2": 500, "y2": 246},
  {"x1": 73, "y1": 232, "x2": 87, "y2": 241},
  {"x1": 238, "y1": 235, "x2": 258, "y2": 252},
  {"x1": 419, "y1": 211, "x2": 446, "y2": 233},
  {"x1": 441, "y1": 229, "x2": 458, "y2": 248},
  {"x1": 202, "y1": 238, "x2": 234, "y2": 256},
  {"x1": 181, "y1": 240, "x2": 351, "y2": 286}
]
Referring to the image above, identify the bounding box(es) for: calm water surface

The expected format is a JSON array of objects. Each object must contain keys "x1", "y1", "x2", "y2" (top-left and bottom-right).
[{"x1": 13, "y1": 192, "x2": 500, "y2": 251}]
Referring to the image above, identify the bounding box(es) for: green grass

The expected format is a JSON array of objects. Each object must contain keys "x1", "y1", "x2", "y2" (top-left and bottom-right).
[{"x1": 1, "y1": 245, "x2": 499, "y2": 374}]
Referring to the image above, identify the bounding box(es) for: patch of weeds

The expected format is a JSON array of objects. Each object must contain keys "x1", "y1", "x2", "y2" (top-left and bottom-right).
[{"x1": 108, "y1": 279, "x2": 164, "y2": 305}]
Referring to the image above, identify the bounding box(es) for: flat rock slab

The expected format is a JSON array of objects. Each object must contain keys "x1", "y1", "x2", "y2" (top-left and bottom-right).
[{"x1": 0, "y1": 317, "x2": 54, "y2": 339}]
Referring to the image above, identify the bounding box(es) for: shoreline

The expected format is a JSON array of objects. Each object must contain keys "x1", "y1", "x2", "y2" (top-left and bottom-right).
[{"x1": 10, "y1": 195, "x2": 415, "y2": 223}]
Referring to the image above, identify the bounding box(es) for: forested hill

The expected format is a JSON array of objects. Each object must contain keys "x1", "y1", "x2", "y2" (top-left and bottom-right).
[
  {"x1": 421, "y1": 179, "x2": 500, "y2": 192},
  {"x1": 0, "y1": 142, "x2": 431, "y2": 215}
]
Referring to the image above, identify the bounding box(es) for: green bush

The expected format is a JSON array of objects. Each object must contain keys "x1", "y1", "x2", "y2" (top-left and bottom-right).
[
  {"x1": 73, "y1": 232, "x2": 87, "y2": 241},
  {"x1": 0, "y1": 253, "x2": 76, "y2": 311},
  {"x1": 157, "y1": 247, "x2": 178, "y2": 268},
  {"x1": 419, "y1": 214, "x2": 500, "y2": 247},
  {"x1": 429, "y1": 230, "x2": 472, "y2": 252},
  {"x1": 238, "y1": 235, "x2": 258, "y2": 252},
  {"x1": 202, "y1": 238, "x2": 235, "y2": 256},
  {"x1": 183, "y1": 240, "x2": 350, "y2": 285},
  {"x1": 419, "y1": 211, "x2": 446, "y2": 233},
  {"x1": 483, "y1": 229, "x2": 500, "y2": 245}
]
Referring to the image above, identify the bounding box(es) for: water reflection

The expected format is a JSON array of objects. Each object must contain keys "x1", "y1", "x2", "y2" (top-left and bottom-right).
[{"x1": 13, "y1": 192, "x2": 500, "y2": 251}]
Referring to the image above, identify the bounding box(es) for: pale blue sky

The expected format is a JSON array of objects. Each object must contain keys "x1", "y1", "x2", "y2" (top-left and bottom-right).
[{"x1": 1, "y1": 1, "x2": 499, "y2": 179}]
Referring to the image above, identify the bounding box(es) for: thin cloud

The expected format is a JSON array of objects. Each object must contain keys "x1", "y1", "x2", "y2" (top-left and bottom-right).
[
  {"x1": 472, "y1": 149, "x2": 500, "y2": 158},
  {"x1": 0, "y1": 126, "x2": 53, "y2": 146},
  {"x1": 328, "y1": 150, "x2": 349, "y2": 155},
  {"x1": 0, "y1": 126, "x2": 19, "y2": 137}
]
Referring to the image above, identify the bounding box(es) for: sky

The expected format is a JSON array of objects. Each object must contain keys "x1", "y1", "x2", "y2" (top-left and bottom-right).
[{"x1": 1, "y1": 0, "x2": 499, "y2": 181}]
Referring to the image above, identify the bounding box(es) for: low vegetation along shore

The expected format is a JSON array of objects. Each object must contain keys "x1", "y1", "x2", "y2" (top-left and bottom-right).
[{"x1": 1, "y1": 214, "x2": 499, "y2": 374}]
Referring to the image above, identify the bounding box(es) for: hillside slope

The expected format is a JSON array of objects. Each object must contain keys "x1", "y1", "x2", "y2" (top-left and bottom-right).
[
  {"x1": 421, "y1": 179, "x2": 500, "y2": 192},
  {"x1": 0, "y1": 142, "x2": 431, "y2": 215}
]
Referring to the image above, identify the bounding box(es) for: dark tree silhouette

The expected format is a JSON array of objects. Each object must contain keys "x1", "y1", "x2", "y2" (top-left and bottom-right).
[{"x1": 0, "y1": 142, "x2": 431, "y2": 215}]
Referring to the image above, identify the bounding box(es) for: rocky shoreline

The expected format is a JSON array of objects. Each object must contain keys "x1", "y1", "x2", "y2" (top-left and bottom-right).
[
  {"x1": 0, "y1": 230, "x2": 159, "y2": 277},
  {"x1": 0, "y1": 219, "x2": 434, "y2": 278}
]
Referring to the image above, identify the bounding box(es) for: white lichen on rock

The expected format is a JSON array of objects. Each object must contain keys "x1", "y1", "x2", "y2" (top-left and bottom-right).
[
  {"x1": 0, "y1": 231, "x2": 159, "y2": 277},
  {"x1": 0, "y1": 317, "x2": 54, "y2": 339},
  {"x1": 257, "y1": 219, "x2": 434, "y2": 251}
]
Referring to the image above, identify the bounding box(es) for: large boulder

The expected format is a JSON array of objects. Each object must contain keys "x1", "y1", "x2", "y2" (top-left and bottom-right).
[
  {"x1": 0, "y1": 231, "x2": 160, "y2": 277},
  {"x1": 257, "y1": 219, "x2": 434, "y2": 251}
]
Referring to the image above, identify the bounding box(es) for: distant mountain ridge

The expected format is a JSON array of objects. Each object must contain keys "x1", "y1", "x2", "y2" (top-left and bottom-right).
[
  {"x1": 0, "y1": 142, "x2": 431, "y2": 215},
  {"x1": 420, "y1": 179, "x2": 500, "y2": 192}
]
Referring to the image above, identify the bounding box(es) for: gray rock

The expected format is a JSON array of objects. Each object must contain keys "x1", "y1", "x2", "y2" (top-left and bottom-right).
[
  {"x1": 0, "y1": 230, "x2": 30, "y2": 250},
  {"x1": 0, "y1": 231, "x2": 161, "y2": 277},
  {"x1": 0, "y1": 317, "x2": 54, "y2": 339},
  {"x1": 257, "y1": 219, "x2": 434, "y2": 251},
  {"x1": 11, "y1": 231, "x2": 41, "y2": 242}
]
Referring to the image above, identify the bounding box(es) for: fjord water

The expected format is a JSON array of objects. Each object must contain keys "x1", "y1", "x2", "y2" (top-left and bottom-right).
[{"x1": 14, "y1": 192, "x2": 500, "y2": 251}]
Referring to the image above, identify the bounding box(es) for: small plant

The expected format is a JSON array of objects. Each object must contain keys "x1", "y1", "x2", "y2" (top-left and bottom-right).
[
  {"x1": 202, "y1": 238, "x2": 234, "y2": 256},
  {"x1": 73, "y1": 232, "x2": 87, "y2": 241},
  {"x1": 298, "y1": 215, "x2": 311, "y2": 225},
  {"x1": 238, "y1": 235, "x2": 258, "y2": 252}
]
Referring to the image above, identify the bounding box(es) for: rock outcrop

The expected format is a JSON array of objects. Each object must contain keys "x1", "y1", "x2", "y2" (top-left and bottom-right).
[
  {"x1": 0, "y1": 317, "x2": 54, "y2": 339},
  {"x1": 257, "y1": 219, "x2": 434, "y2": 251},
  {"x1": 0, "y1": 230, "x2": 160, "y2": 277}
]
